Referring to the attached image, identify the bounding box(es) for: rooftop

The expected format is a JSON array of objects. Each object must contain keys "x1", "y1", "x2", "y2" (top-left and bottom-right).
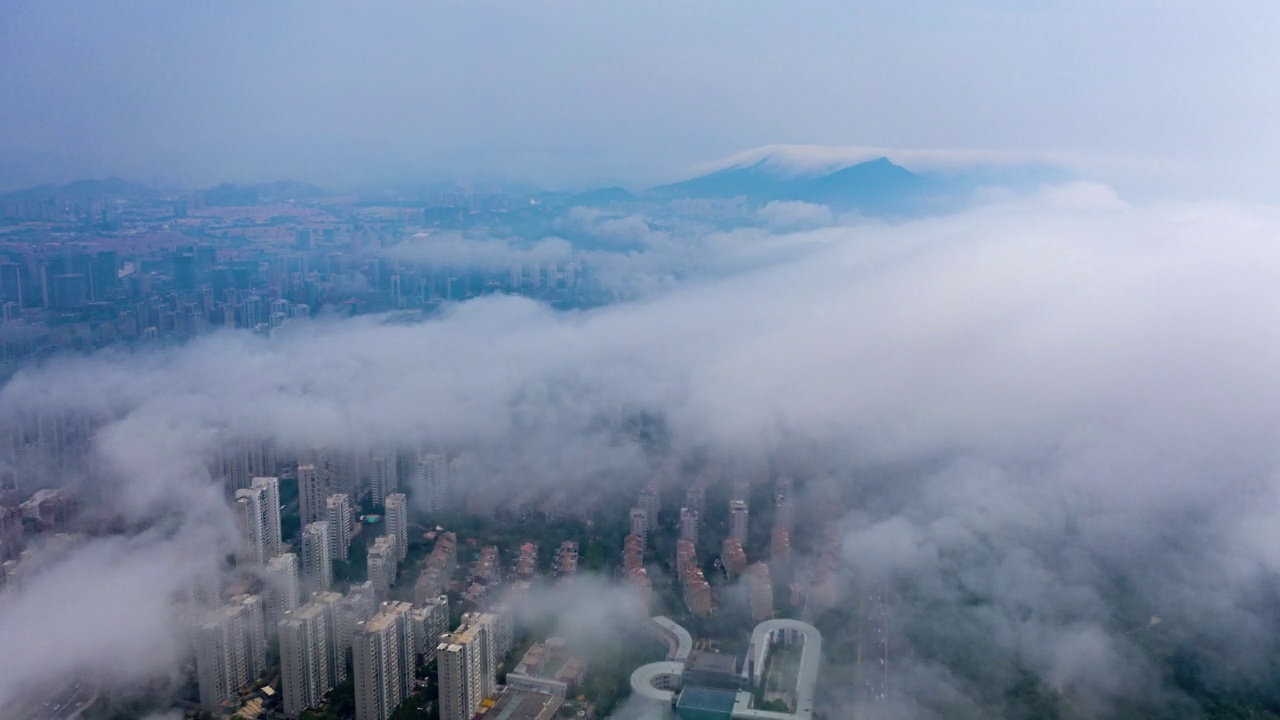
[
  {"x1": 488, "y1": 688, "x2": 562, "y2": 720},
  {"x1": 685, "y1": 651, "x2": 737, "y2": 676},
  {"x1": 678, "y1": 686, "x2": 738, "y2": 715}
]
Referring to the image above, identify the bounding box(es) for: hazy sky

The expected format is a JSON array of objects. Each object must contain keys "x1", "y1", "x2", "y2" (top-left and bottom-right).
[{"x1": 2, "y1": 1, "x2": 1277, "y2": 195}]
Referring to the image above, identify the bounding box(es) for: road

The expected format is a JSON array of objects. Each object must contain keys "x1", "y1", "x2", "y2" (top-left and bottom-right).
[
  {"x1": 853, "y1": 585, "x2": 892, "y2": 719},
  {"x1": 14, "y1": 682, "x2": 97, "y2": 720}
]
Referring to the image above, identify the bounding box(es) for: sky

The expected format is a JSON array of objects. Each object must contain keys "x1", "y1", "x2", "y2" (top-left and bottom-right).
[{"x1": 1, "y1": 1, "x2": 1278, "y2": 196}]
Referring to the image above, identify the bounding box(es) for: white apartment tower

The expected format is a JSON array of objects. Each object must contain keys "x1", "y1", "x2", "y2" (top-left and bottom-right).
[
  {"x1": 235, "y1": 476, "x2": 282, "y2": 565},
  {"x1": 279, "y1": 602, "x2": 334, "y2": 718},
  {"x1": 301, "y1": 521, "x2": 333, "y2": 593},
  {"x1": 297, "y1": 463, "x2": 324, "y2": 526},
  {"x1": 352, "y1": 602, "x2": 416, "y2": 720},
  {"x1": 415, "y1": 453, "x2": 448, "y2": 513},
  {"x1": 264, "y1": 552, "x2": 301, "y2": 630},
  {"x1": 326, "y1": 493, "x2": 354, "y2": 561},
  {"x1": 194, "y1": 594, "x2": 268, "y2": 710},
  {"x1": 384, "y1": 493, "x2": 408, "y2": 563},
  {"x1": 367, "y1": 535, "x2": 398, "y2": 599},
  {"x1": 310, "y1": 591, "x2": 348, "y2": 683},
  {"x1": 371, "y1": 451, "x2": 399, "y2": 507},
  {"x1": 409, "y1": 595, "x2": 450, "y2": 665},
  {"x1": 629, "y1": 507, "x2": 649, "y2": 548},
  {"x1": 299, "y1": 451, "x2": 356, "y2": 525},
  {"x1": 437, "y1": 615, "x2": 497, "y2": 720}
]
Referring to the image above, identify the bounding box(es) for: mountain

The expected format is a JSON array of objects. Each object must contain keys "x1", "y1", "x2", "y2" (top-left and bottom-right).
[
  {"x1": 649, "y1": 156, "x2": 937, "y2": 216},
  {"x1": 651, "y1": 146, "x2": 1076, "y2": 217},
  {"x1": 0, "y1": 177, "x2": 158, "y2": 202}
]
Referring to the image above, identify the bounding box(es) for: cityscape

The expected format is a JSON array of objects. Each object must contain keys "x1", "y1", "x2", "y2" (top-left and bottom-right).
[{"x1": 3, "y1": 4, "x2": 1280, "y2": 720}]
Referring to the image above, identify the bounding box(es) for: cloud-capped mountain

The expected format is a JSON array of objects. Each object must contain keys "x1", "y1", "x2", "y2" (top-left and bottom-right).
[{"x1": 650, "y1": 145, "x2": 1072, "y2": 217}]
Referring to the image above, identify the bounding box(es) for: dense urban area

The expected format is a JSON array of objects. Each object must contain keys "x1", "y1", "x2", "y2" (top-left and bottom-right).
[
  {"x1": 0, "y1": 175, "x2": 846, "y2": 720},
  {"x1": 1, "y1": 424, "x2": 848, "y2": 720}
]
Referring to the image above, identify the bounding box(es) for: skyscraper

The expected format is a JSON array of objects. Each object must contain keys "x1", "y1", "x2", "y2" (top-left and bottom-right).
[
  {"x1": 279, "y1": 603, "x2": 333, "y2": 719},
  {"x1": 385, "y1": 493, "x2": 408, "y2": 563},
  {"x1": 301, "y1": 521, "x2": 333, "y2": 593},
  {"x1": 326, "y1": 493, "x2": 353, "y2": 561},
  {"x1": 747, "y1": 563, "x2": 774, "y2": 622},
  {"x1": 368, "y1": 535, "x2": 398, "y2": 599},
  {"x1": 353, "y1": 602, "x2": 416, "y2": 720},
  {"x1": 235, "y1": 476, "x2": 282, "y2": 565},
  {"x1": 371, "y1": 451, "x2": 399, "y2": 507},
  {"x1": 409, "y1": 595, "x2": 450, "y2": 665},
  {"x1": 629, "y1": 507, "x2": 649, "y2": 548},
  {"x1": 298, "y1": 463, "x2": 323, "y2": 525},
  {"x1": 414, "y1": 453, "x2": 448, "y2": 513},
  {"x1": 311, "y1": 591, "x2": 348, "y2": 684},
  {"x1": 299, "y1": 451, "x2": 355, "y2": 525},
  {"x1": 264, "y1": 552, "x2": 301, "y2": 630},
  {"x1": 729, "y1": 499, "x2": 749, "y2": 546},
  {"x1": 195, "y1": 594, "x2": 268, "y2": 710},
  {"x1": 437, "y1": 614, "x2": 497, "y2": 720},
  {"x1": 679, "y1": 507, "x2": 699, "y2": 546},
  {"x1": 638, "y1": 483, "x2": 659, "y2": 527}
]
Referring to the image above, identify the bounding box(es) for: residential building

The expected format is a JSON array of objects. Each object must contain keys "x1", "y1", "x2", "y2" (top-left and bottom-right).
[
  {"x1": 279, "y1": 602, "x2": 334, "y2": 718},
  {"x1": 385, "y1": 493, "x2": 408, "y2": 563},
  {"x1": 438, "y1": 614, "x2": 498, "y2": 720},
  {"x1": 264, "y1": 552, "x2": 301, "y2": 630},
  {"x1": 368, "y1": 535, "x2": 398, "y2": 598},
  {"x1": 234, "y1": 476, "x2": 281, "y2": 565},
  {"x1": 353, "y1": 601, "x2": 416, "y2": 720},
  {"x1": 729, "y1": 500, "x2": 749, "y2": 545},
  {"x1": 326, "y1": 493, "x2": 353, "y2": 561},
  {"x1": 301, "y1": 521, "x2": 333, "y2": 593}
]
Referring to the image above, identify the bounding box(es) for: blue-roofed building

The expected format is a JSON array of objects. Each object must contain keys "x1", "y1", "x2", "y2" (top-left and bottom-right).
[{"x1": 676, "y1": 686, "x2": 738, "y2": 720}]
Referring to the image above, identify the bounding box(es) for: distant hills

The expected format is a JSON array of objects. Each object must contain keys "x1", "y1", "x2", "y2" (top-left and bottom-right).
[
  {"x1": 0, "y1": 177, "x2": 328, "y2": 205},
  {"x1": 0, "y1": 177, "x2": 158, "y2": 202},
  {"x1": 649, "y1": 156, "x2": 934, "y2": 215},
  {"x1": 647, "y1": 147, "x2": 1073, "y2": 217}
]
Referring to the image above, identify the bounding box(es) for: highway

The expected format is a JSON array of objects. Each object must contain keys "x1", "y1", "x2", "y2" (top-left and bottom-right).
[{"x1": 14, "y1": 682, "x2": 96, "y2": 720}]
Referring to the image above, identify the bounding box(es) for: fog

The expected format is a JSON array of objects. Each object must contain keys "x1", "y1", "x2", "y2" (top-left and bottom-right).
[
  {"x1": 3, "y1": 186, "x2": 1280, "y2": 715},
  {"x1": 2, "y1": 2, "x2": 1278, "y2": 195}
]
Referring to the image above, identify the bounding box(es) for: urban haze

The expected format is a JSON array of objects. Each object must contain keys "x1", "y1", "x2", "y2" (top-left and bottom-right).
[{"x1": 1, "y1": 4, "x2": 1279, "y2": 720}]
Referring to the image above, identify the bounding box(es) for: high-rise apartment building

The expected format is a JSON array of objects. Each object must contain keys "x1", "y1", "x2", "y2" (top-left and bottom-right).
[
  {"x1": 326, "y1": 493, "x2": 353, "y2": 561},
  {"x1": 279, "y1": 602, "x2": 334, "y2": 718},
  {"x1": 235, "y1": 476, "x2": 282, "y2": 565},
  {"x1": 368, "y1": 535, "x2": 398, "y2": 599},
  {"x1": 629, "y1": 507, "x2": 649, "y2": 549},
  {"x1": 414, "y1": 453, "x2": 448, "y2": 513},
  {"x1": 301, "y1": 521, "x2": 333, "y2": 593},
  {"x1": 353, "y1": 601, "x2": 416, "y2": 720},
  {"x1": 195, "y1": 594, "x2": 268, "y2": 710},
  {"x1": 310, "y1": 591, "x2": 348, "y2": 684},
  {"x1": 264, "y1": 552, "x2": 301, "y2": 630},
  {"x1": 297, "y1": 463, "x2": 323, "y2": 526},
  {"x1": 384, "y1": 493, "x2": 408, "y2": 563},
  {"x1": 299, "y1": 451, "x2": 356, "y2": 525},
  {"x1": 729, "y1": 499, "x2": 749, "y2": 545},
  {"x1": 746, "y1": 562, "x2": 774, "y2": 622},
  {"x1": 638, "y1": 483, "x2": 659, "y2": 528},
  {"x1": 437, "y1": 614, "x2": 498, "y2": 720},
  {"x1": 213, "y1": 441, "x2": 278, "y2": 497},
  {"x1": 371, "y1": 451, "x2": 399, "y2": 507},
  {"x1": 409, "y1": 595, "x2": 450, "y2": 665},
  {"x1": 679, "y1": 507, "x2": 699, "y2": 546}
]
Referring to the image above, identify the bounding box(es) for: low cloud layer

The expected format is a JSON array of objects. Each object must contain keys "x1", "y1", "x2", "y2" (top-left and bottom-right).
[{"x1": 4, "y1": 188, "x2": 1280, "y2": 716}]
